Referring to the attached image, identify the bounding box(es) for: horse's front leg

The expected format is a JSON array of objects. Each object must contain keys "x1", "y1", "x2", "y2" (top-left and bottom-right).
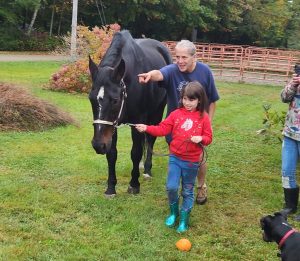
[
  {"x1": 105, "y1": 130, "x2": 118, "y2": 197},
  {"x1": 143, "y1": 133, "x2": 156, "y2": 178},
  {"x1": 128, "y1": 128, "x2": 144, "y2": 194}
]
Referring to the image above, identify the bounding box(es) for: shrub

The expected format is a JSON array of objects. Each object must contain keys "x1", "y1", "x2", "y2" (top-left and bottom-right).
[
  {"x1": 0, "y1": 25, "x2": 23, "y2": 51},
  {"x1": 0, "y1": 26, "x2": 64, "y2": 51},
  {"x1": 257, "y1": 104, "x2": 286, "y2": 142},
  {"x1": 49, "y1": 24, "x2": 121, "y2": 93}
]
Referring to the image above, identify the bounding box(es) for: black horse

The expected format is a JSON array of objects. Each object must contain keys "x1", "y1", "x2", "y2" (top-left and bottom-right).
[{"x1": 88, "y1": 30, "x2": 172, "y2": 196}]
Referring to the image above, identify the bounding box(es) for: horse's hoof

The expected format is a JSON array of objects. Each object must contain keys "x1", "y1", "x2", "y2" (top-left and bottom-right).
[
  {"x1": 143, "y1": 173, "x2": 152, "y2": 179},
  {"x1": 127, "y1": 186, "x2": 140, "y2": 194},
  {"x1": 104, "y1": 193, "x2": 116, "y2": 198},
  {"x1": 105, "y1": 187, "x2": 116, "y2": 197}
]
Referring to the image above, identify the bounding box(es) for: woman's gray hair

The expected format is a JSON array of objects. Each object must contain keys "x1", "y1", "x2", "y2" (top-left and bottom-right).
[{"x1": 175, "y1": 40, "x2": 196, "y2": 56}]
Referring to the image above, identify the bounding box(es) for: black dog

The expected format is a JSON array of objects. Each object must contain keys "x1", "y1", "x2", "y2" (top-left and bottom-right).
[{"x1": 260, "y1": 212, "x2": 300, "y2": 261}]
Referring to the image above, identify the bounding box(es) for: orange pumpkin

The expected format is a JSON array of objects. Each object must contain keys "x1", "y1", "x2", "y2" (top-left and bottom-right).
[{"x1": 175, "y1": 238, "x2": 192, "y2": 251}]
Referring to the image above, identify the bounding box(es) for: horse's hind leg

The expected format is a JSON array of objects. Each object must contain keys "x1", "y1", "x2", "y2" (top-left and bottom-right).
[
  {"x1": 128, "y1": 129, "x2": 143, "y2": 194},
  {"x1": 143, "y1": 97, "x2": 166, "y2": 178},
  {"x1": 105, "y1": 131, "x2": 118, "y2": 197},
  {"x1": 143, "y1": 133, "x2": 156, "y2": 179}
]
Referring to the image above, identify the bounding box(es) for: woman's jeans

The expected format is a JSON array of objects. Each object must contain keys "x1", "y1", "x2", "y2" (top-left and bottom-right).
[
  {"x1": 166, "y1": 155, "x2": 199, "y2": 211},
  {"x1": 282, "y1": 136, "x2": 300, "y2": 188}
]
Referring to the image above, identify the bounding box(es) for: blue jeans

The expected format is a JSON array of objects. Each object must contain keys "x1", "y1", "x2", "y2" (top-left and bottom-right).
[
  {"x1": 282, "y1": 136, "x2": 300, "y2": 188},
  {"x1": 166, "y1": 155, "x2": 199, "y2": 211}
]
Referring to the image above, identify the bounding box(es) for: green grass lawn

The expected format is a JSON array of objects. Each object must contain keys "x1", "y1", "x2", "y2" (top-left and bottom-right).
[{"x1": 0, "y1": 61, "x2": 295, "y2": 260}]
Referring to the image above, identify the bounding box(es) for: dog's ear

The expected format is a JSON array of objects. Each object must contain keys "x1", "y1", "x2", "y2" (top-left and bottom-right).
[
  {"x1": 260, "y1": 215, "x2": 273, "y2": 229},
  {"x1": 274, "y1": 211, "x2": 287, "y2": 220},
  {"x1": 274, "y1": 212, "x2": 283, "y2": 216},
  {"x1": 260, "y1": 215, "x2": 274, "y2": 242},
  {"x1": 260, "y1": 215, "x2": 274, "y2": 229},
  {"x1": 260, "y1": 217, "x2": 266, "y2": 229}
]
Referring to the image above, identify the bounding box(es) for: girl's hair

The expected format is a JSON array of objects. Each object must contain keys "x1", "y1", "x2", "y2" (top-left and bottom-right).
[{"x1": 178, "y1": 81, "x2": 209, "y2": 116}]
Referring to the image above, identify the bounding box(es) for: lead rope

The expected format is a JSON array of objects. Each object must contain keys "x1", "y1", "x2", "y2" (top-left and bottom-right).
[
  {"x1": 143, "y1": 134, "x2": 208, "y2": 166},
  {"x1": 107, "y1": 124, "x2": 208, "y2": 166}
]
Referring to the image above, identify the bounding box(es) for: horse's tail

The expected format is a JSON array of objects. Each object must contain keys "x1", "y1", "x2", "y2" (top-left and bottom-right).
[
  {"x1": 142, "y1": 133, "x2": 147, "y2": 161},
  {"x1": 157, "y1": 44, "x2": 173, "y2": 65}
]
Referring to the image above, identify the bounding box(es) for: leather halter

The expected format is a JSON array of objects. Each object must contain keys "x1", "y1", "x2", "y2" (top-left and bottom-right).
[
  {"x1": 93, "y1": 79, "x2": 127, "y2": 127},
  {"x1": 278, "y1": 229, "x2": 296, "y2": 249}
]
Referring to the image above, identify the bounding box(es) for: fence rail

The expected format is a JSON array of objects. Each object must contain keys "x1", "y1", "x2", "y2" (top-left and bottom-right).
[{"x1": 163, "y1": 41, "x2": 300, "y2": 86}]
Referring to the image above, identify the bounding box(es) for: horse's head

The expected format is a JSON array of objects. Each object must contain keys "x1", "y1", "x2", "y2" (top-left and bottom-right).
[{"x1": 88, "y1": 56, "x2": 126, "y2": 154}]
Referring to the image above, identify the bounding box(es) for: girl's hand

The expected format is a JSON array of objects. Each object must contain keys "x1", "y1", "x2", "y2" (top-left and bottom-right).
[
  {"x1": 135, "y1": 124, "x2": 147, "y2": 133},
  {"x1": 190, "y1": 136, "x2": 202, "y2": 143}
]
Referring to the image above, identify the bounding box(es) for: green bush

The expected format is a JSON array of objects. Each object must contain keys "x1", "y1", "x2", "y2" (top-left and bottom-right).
[
  {"x1": 18, "y1": 32, "x2": 64, "y2": 51},
  {"x1": 0, "y1": 24, "x2": 22, "y2": 51},
  {"x1": 0, "y1": 25, "x2": 64, "y2": 51},
  {"x1": 257, "y1": 104, "x2": 286, "y2": 142}
]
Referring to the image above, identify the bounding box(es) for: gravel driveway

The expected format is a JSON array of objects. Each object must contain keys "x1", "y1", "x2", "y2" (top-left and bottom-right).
[{"x1": 0, "y1": 53, "x2": 70, "y2": 62}]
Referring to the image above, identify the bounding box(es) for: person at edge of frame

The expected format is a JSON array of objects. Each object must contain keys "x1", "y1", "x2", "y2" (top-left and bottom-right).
[{"x1": 280, "y1": 65, "x2": 300, "y2": 221}]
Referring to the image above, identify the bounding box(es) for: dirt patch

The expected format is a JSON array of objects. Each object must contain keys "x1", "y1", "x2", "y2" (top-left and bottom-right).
[{"x1": 0, "y1": 82, "x2": 77, "y2": 131}]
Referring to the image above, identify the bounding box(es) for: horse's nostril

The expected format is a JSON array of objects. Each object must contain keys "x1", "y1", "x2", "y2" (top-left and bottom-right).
[
  {"x1": 92, "y1": 140, "x2": 106, "y2": 154},
  {"x1": 100, "y1": 143, "x2": 106, "y2": 151}
]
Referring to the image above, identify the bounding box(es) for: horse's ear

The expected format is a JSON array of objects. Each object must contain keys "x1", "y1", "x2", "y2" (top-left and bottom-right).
[
  {"x1": 112, "y1": 59, "x2": 125, "y2": 83},
  {"x1": 89, "y1": 55, "x2": 98, "y2": 82}
]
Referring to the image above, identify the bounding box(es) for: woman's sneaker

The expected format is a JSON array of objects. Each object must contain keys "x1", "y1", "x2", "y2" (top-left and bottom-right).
[{"x1": 196, "y1": 183, "x2": 207, "y2": 205}]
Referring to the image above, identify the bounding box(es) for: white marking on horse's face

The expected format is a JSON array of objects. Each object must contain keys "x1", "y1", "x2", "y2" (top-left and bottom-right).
[
  {"x1": 97, "y1": 86, "x2": 104, "y2": 100},
  {"x1": 97, "y1": 86, "x2": 104, "y2": 118}
]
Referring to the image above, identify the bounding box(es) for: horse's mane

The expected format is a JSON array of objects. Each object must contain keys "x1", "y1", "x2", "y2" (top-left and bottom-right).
[{"x1": 100, "y1": 30, "x2": 134, "y2": 68}]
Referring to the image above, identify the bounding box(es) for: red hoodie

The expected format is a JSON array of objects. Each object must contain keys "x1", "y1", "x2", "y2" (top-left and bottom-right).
[{"x1": 146, "y1": 107, "x2": 213, "y2": 162}]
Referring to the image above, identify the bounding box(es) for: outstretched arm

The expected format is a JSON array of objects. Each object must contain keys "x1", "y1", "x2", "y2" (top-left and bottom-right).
[
  {"x1": 135, "y1": 113, "x2": 174, "y2": 137},
  {"x1": 138, "y1": 70, "x2": 164, "y2": 84}
]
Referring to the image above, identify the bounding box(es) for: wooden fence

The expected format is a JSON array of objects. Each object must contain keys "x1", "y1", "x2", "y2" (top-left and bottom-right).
[{"x1": 163, "y1": 41, "x2": 300, "y2": 86}]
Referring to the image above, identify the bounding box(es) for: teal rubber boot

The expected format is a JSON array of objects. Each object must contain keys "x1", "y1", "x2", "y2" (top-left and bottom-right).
[
  {"x1": 165, "y1": 202, "x2": 179, "y2": 227},
  {"x1": 176, "y1": 210, "x2": 190, "y2": 233}
]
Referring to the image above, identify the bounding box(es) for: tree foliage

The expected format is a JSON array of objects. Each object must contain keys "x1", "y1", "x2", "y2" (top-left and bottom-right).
[
  {"x1": 286, "y1": 0, "x2": 300, "y2": 49},
  {"x1": 232, "y1": 0, "x2": 291, "y2": 47},
  {"x1": 1, "y1": 0, "x2": 300, "y2": 49}
]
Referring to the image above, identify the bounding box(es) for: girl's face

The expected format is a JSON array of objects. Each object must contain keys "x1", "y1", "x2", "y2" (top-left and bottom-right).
[{"x1": 182, "y1": 96, "x2": 199, "y2": 111}]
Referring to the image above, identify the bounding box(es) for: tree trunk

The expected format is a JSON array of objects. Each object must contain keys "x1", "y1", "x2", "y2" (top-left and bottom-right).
[
  {"x1": 70, "y1": 0, "x2": 78, "y2": 60},
  {"x1": 191, "y1": 28, "x2": 197, "y2": 42},
  {"x1": 57, "y1": 1, "x2": 65, "y2": 35},
  {"x1": 49, "y1": 0, "x2": 56, "y2": 37},
  {"x1": 26, "y1": 2, "x2": 40, "y2": 36}
]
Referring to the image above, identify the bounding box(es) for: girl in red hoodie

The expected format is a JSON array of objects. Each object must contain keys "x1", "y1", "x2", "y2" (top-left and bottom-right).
[{"x1": 135, "y1": 81, "x2": 213, "y2": 233}]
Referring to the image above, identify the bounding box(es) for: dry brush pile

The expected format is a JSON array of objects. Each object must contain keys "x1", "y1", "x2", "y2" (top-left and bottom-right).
[{"x1": 0, "y1": 82, "x2": 76, "y2": 131}]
